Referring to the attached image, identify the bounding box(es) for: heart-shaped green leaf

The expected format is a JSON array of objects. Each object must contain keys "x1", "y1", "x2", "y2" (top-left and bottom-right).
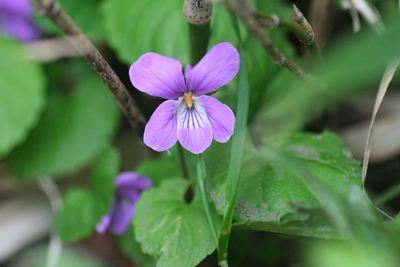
[{"x1": 134, "y1": 179, "x2": 222, "y2": 267}]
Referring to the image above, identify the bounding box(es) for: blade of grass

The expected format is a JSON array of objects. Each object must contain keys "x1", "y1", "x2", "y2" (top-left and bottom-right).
[
  {"x1": 197, "y1": 154, "x2": 219, "y2": 245},
  {"x1": 217, "y1": 16, "x2": 249, "y2": 267},
  {"x1": 362, "y1": 60, "x2": 399, "y2": 219},
  {"x1": 362, "y1": 60, "x2": 399, "y2": 187}
]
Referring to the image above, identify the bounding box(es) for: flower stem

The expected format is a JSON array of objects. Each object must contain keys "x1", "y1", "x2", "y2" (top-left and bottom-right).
[
  {"x1": 188, "y1": 22, "x2": 211, "y2": 65},
  {"x1": 178, "y1": 143, "x2": 190, "y2": 180},
  {"x1": 217, "y1": 15, "x2": 249, "y2": 267},
  {"x1": 30, "y1": 0, "x2": 147, "y2": 131},
  {"x1": 197, "y1": 154, "x2": 218, "y2": 245},
  {"x1": 179, "y1": 143, "x2": 194, "y2": 203}
]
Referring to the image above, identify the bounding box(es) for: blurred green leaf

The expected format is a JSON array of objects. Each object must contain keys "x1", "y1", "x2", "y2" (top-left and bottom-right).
[
  {"x1": 101, "y1": 0, "x2": 189, "y2": 65},
  {"x1": 115, "y1": 227, "x2": 157, "y2": 267},
  {"x1": 255, "y1": 17, "x2": 400, "y2": 137},
  {"x1": 211, "y1": 1, "x2": 296, "y2": 124},
  {"x1": 59, "y1": 0, "x2": 105, "y2": 40},
  {"x1": 244, "y1": 28, "x2": 296, "y2": 123},
  {"x1": 134, "y1": 144, "x2": 197, "y2": 186},
  {"x1": 57, "y1": 146, "x2": 121, "y2": 242},
  {"x1": 134, "y1": 155, "x2": 182, "y2": 186},
  {"x1": 0, "y1": 37, "x2": 46, "y2": 158},
  {"x1": 37, "y1": 0, "x2": 104, "y2": 40},
  {"x1": 307, "y1": 240, "x2": 398, "y2": 267},
  {"x1": 208, "y1": 3, "x2": 248, "y2": 48},
  {"x1": 206, "y1": 131, "x2": 362, "y2": 238},
  {"x1": 57, "y1": 189, "x2": 103, "y2": 242},
  {"x1": 256, "y1": 0, "x2": 293, "y2": 17},
  {"x1": 15, "y1": 244, "x2": 107, "y2": 267},
  {"x1": 134, "y1": 179, "x2": 222, "y2": 267},
  {"x1": 6, "y1": 69, "x2": 120, "y2": 179},
  {"x1": 91, "y1": 145, "x2": 121, "y2": 204}
]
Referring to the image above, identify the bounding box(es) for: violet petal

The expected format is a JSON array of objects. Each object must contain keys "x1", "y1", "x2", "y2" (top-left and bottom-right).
[
  {"x1": 185, "y1": 42, "x2": 240, "y2": 95},
  {"x1": 0, "y1": 15, "x2": 41, "y2": 43},
  {"x1": 177, "y1": 98, "x2": 213, "y2": 154},
  {"x1": 115, "y1": 172, "x2": 153, "y2": 192},
  {"x1": 199, "y1": 95, "x2": 235, "y2": 143},
  {"x1": 95, "y1": 214, "x2": 111, "y2": 234},
  {"x1": 108, "y1": 192, "x2": 140, "y2": 235},
  {"x1": 0, "y1": 0, "x2": 33, "y2": 18},
  {"x1": 184, "y1": 63, "x2": 192, "y2": 77},
  {"x1": 144, "y1": 99, "x2": 180, "y2": 152},
  {"x1": 129, "y1": 53, "x2": 187, "y2": 99}
]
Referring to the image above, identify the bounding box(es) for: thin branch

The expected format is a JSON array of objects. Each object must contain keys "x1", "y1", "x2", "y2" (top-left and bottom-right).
[
  {"x1": 225, "y1": 0, "x2": 312, "y2": 79},
  {"x1": 31, "y1": 0, "x2": 147, "y2": 130}
]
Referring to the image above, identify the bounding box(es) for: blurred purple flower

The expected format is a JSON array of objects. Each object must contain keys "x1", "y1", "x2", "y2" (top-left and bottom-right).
[
  {"x1": 0, "y1": 0, "x2": 41, "y2": 43},
  {"x1": 129, "y1": 42, "x2": 239, "y2": 154},
  {"x1": 96, "y1": 172, "x2": 152, "y2": 235}
]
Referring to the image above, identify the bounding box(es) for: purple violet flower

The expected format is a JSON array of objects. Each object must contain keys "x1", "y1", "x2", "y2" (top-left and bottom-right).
[
  {"x1": 96, "y1": 172, "x2": 152, "y2": 235},
  {"x1": 0, "y1": 0, "x2": 41, "y2": 43},
  {"x1": 129, "y1": 42, "x2": 240, "y2": 154}
]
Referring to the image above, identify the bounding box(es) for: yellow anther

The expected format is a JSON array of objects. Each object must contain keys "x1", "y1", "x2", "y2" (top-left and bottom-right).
[{"x1": 183, "y1": 91, "x2": 194, "y2": 108}]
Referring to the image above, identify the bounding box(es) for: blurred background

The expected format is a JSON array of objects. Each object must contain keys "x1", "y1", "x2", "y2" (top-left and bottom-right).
[{"x1": 1, "y1": 0, "x2": 400, "y2": 266}]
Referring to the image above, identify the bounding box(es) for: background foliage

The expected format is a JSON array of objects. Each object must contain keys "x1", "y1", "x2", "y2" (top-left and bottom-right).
[{"x1": 2, "y1": 0, "x2": 400, "y2": 266}]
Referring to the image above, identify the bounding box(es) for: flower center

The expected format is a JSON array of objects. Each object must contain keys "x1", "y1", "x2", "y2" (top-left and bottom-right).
[{"x1": 183, "y1": 91, "x2": 194, "y2": 108}]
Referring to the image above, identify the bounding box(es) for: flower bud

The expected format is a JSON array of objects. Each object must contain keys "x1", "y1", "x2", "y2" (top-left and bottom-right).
[{"x1": 183, "y1": 0, "x2": 212, "y2": 25}]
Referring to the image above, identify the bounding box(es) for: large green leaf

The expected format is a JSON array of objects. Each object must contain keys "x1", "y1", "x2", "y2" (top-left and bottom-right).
[
  {"x1": 0, "y1": 38, "x2": 46, "y2": 157},
  {"x1": 234, "y1": 204, "x2": 336, "y2": 239},
  {"x1": 6, "y1": 69, "x2": 120, "y2": 179},
  {"x1": 101, "y1": 0, "x2": 189, "y2": 65},
  {"x1": 56, "y1": 146, "x2": 121, "y2": 242},
  {"x1": 206, "y1": 131, "x2": 362, "y2": 238},
  {"x1": 134, "y1": 179, "x2": 222, "y2": 267}
]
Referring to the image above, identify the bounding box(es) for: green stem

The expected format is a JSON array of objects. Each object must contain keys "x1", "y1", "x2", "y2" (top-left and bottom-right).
[
  {"x1": 188, "y1": 22, "x2": 211, "y2": 65},
  {"x1": 178, "y1": 143, "x2": 189, "y2": 180},
  {"x1": 255, "y1": 11, "x2": 314, "y2": 45},
  {"x1": 217, "y1": 16, "x2": 249, "y2": 267},
  {"x1": 197, "y1": 154, "x2": 219, "y2": 245},
  {"x1": 256, "y1": 11, "x2": 312, "y2": 44}
]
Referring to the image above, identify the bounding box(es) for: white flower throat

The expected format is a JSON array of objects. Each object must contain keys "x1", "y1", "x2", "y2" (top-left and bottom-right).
[{"x1": 183, "y1": 90, "x2": 194, "y2": 108}]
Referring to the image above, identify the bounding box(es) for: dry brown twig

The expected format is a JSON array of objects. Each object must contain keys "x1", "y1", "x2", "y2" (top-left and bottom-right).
[{"x1": 30, "y1": 0, "x2": 147, "y2": 131}]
